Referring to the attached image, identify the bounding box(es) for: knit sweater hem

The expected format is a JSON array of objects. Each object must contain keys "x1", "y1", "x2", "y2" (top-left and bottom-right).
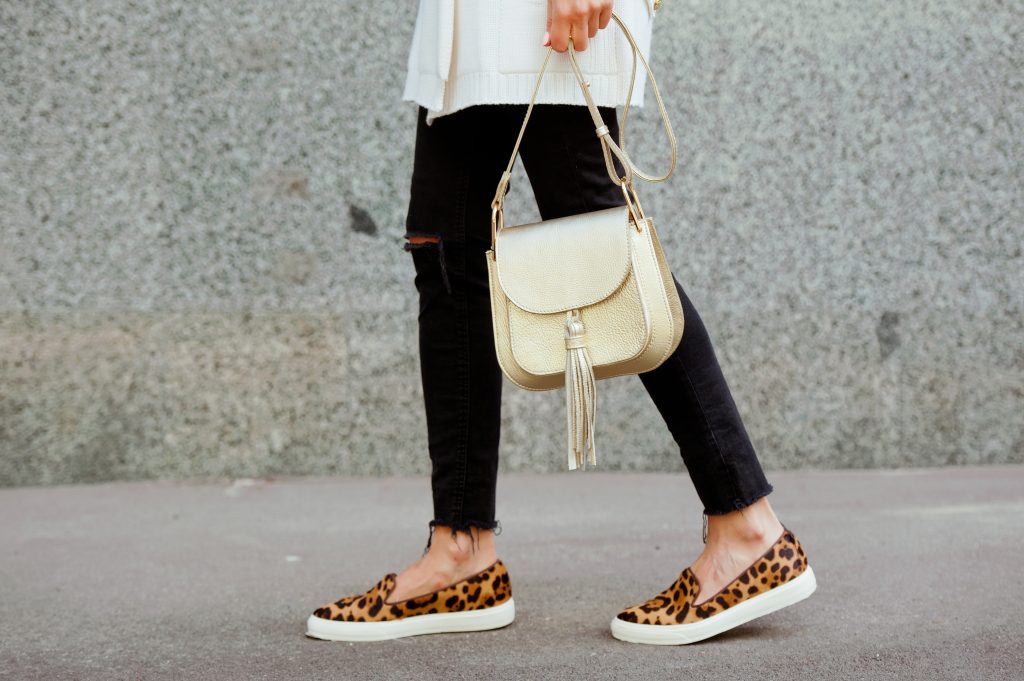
[{"x1": 403, "y1": 69, "x2": 649, "y2": 125}]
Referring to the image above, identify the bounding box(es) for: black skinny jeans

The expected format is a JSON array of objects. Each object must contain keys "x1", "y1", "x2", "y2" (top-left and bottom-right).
[{"x1": 403, "y1": 103, "x2": 773, "y2": 549}]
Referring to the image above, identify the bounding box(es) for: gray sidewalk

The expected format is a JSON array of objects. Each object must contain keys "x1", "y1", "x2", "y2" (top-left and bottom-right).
[{"x1": 2, "y1": 465, "x2": 1022, "y2": 680}]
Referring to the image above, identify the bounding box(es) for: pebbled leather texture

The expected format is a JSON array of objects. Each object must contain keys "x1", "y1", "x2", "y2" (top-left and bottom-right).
[{"x1": 508, "y1": 269, "x2": 648, "y2": 376}]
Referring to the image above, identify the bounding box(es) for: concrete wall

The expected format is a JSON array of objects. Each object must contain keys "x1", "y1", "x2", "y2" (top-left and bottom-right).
[{"x1": 1, "y1": 1, "x2": 1020, "y2": 485}]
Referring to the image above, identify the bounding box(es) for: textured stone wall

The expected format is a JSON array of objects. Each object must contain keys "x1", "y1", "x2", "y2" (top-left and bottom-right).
[{"x1": 1, "y1": 1, "x2": 1020, "y2": 485}]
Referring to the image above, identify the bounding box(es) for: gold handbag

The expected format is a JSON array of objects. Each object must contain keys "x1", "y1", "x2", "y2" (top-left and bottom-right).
[{"x1": 486, "y1": 13, "x2": 684, "y2": 470}]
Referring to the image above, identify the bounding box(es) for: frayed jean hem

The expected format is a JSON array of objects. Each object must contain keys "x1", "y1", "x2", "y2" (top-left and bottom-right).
[
  {"x1": 423, "y1": 518, "x2": 502, "y2": 555},
  {"x1": 702, "y1": 484, "x2": 774, "y2": 517}
]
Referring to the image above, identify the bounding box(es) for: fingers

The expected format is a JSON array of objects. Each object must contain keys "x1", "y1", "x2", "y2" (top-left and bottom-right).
[
  {"x1": 547, "y1": 0, "x2": 612, "y2": 52},
  {"x1": 571, "y1": 16, "x2": 590, "y2": 52},
  {"x1": 588, "y1": 6, "x2": 601, "y2": 37},
  {"x1": 548, "y1": 6, "x2": 570, "y2": 52}
]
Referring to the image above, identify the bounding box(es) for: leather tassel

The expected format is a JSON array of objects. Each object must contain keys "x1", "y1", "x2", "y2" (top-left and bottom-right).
[{"x1": 564, "y1": 310, "x2": 597, "y2": 470}]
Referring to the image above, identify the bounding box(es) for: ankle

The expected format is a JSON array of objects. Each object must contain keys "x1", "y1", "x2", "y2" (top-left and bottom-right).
[
  {"x1": 426, "y1": 525, "x2": 497, "y2": 567},
  {"x1": 705, "y1": 498, "x2": 783, "y2": 547}
]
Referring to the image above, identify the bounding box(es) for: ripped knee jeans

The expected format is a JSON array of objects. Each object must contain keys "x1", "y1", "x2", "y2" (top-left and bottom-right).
[{"x1": 402, "y1": 104, "x2": 774, "y2": 554}]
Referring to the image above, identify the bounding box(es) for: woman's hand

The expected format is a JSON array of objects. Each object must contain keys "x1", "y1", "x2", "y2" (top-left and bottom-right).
[{"x1": 542, "y1": 0, "x2": 613, "y2": 53}]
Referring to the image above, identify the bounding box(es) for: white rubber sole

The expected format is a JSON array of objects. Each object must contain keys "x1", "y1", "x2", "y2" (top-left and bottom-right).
[
  {"x1": 305, "y1": 597, "x2": 516, "y2": 642},
  {"x1": 610, "y1": 566, "x2": 817, "y2": 645}
]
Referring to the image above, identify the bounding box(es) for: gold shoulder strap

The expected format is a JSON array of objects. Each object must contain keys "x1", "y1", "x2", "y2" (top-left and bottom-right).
[{"x1": 490, "y1": 11, "x2": 677, "y2": 247}]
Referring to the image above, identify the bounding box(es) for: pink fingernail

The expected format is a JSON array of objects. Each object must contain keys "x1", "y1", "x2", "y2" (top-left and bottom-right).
[{"x1": 542, "y1": 31, "x2": 550, "y2": 46}]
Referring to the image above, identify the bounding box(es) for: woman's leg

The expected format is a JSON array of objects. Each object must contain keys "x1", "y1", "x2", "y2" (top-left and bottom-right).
[
  {"x1": 392, "y1": 105, "x2": 513, "y2": 601},
  {"x1": 635, "y1": 278, "x2": 784, "y2": 604},
  {"x1": 515, "y1": 103, "x2": 784, "y2": 602}
]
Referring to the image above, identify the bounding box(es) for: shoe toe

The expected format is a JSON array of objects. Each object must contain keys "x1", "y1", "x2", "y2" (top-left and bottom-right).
[
  {"x1": 616, "y1": 608, "x2": 641, "y2": 622},
  {"x1": 310, "y1": 590, "x2": 367, "y2": 621},
  {"x1": 312, "y1": 604, "x2": 337, "y2": 620}
]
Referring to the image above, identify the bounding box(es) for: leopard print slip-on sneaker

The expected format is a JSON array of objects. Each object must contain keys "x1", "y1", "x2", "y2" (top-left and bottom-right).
[
  {"x1": 305, "y1": 558, "x2": 515, "y2": 641},
  {"x1": 610, "y1": 526, "x2": 816, "y2": 645}
]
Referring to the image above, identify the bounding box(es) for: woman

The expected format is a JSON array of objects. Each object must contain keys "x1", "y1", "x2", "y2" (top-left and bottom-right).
[{"x1": 306, "y1": 0, "x2": 816, "y2": 645}]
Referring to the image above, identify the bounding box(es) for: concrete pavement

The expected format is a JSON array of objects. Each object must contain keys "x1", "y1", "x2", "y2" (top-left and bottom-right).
[{"x1": 2, "y1": 465, "x2": 1022, "y2": 680}]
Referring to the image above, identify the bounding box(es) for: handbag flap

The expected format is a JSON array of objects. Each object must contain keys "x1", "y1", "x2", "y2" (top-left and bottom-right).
[{"x1": 494, "y1": 206, "x2": 633, "y2": 314}]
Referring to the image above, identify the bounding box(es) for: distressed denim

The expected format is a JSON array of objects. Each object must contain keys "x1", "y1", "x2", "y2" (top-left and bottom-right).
[{"x1": 403, "y1": 104, "x2": 773, "y2": 550}]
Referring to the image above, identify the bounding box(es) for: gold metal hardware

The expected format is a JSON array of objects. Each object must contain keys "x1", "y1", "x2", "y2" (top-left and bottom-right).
[
  {"x1": 490, "y1": 204, "x2": 504, "y2": 252},
  {"x1": 620, "y1": 180, "x2": 645, "y2": 232}
]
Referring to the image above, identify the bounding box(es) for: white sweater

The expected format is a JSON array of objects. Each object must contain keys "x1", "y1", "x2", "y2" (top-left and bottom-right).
[{"x1": 402, "y1": 0, "x2": 657, "y2": 124}]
